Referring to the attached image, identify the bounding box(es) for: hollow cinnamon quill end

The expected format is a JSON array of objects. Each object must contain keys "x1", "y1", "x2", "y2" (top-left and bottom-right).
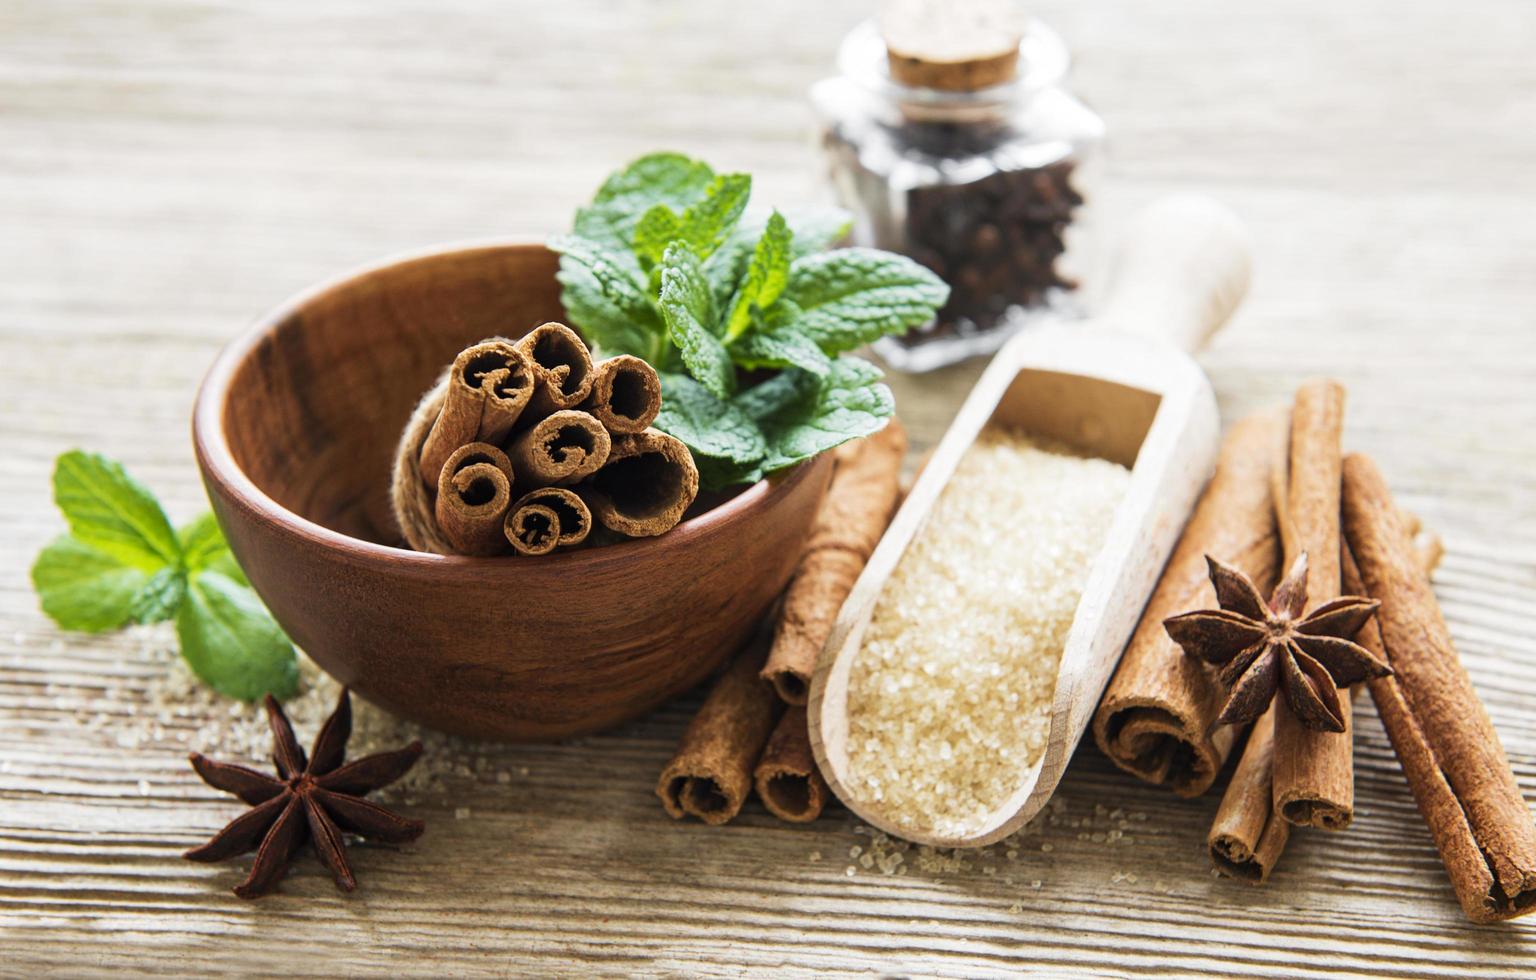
[
  {"x1": 753, "y1": 706, "x2": 829, "y2": 823},
  {"x1": 434, "y1": 442, "x2": 515, "y2": 556},
  {"x1": 508, "y1": 410, "x2": 611, "y2": 487},
  {"x1": 418, "y1": 339, "x2": 533, "y2": 487},
  {"x1": 581, "y1": 429, "x2": 699, "y2": 538},
  {"x1": 655, "y1": 633, "x2": 782, "y2": 826},
  {"x1": 504, "y1": 504, "x2": 560, "y2": 556},
  {"x1": 585, "y1": 355, "x2": 662, "y2": 434},
  {"x1": 507, "y1": 487, "x2": 591, "y2": 550},
  {"x1": 1095, "y1": 706, "x2": 1225, "y2": 799},
  {"x1": 516, "y1": 322, "x2": 595, "y2": 417}
]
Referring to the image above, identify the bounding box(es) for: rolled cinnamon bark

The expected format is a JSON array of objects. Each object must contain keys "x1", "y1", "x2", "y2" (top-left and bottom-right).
[
  {"x1": 761, "y1": 420, "x2": 907, "y2": 704},
  {"x1": 1271, "y1": 379, "x2": 1354, "y2": 830},
  {"x1": 583, "y1": 355, "x2": 662, "y2": 435},
  {"x1": 434, "y1": 443, "x2": 515, "y2": 556},
  {"x1": 418, "y1": 340, "x2": 533, "y2": 489},
  {"x1": 1209, "y1": 707, "x2": 1290, "y2": 883},
  {"x1": 752, "y1": 706, "x2": 830, "y2": 823},
  {"x1": 657, "y1": 634, "x2": 783, "y2": 825},
  {"x1": 1093, "y1": 409, "x2": 1285, "y2": 796},
  {"x1": 505, "y1": 487, "x2": 591, "y2": 553},
  {"x1": 1343, "y1": 453, "x2": 1536, "y2": 923},
  {"x1": 507, "y1": 410, "x2": 611, "y2": 487},
  {"x1": 515, "y1": 322, "x2": 594, "y2": 418},
  {"x1": 579, "y1": 429, "x2": 699, "y2": 538}
]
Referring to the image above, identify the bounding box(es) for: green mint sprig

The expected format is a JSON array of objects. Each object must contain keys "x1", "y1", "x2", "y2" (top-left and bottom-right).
[
  {"x1": 30, "y1": 451, "x2": 298, "y2": 701},
  {"x1": 550, "y1": 152, "x2": 949, "y2": 489}
]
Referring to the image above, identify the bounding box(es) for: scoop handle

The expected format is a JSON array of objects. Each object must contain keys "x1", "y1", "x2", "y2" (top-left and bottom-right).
[{"x1": 1092, "y1": 194, "x2": 1253, "y2": 354}]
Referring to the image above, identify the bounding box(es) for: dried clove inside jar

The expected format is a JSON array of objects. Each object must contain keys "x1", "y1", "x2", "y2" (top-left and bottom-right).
[{"x1": 812, "y1": 5, "x2": 1103, "y2": 371}]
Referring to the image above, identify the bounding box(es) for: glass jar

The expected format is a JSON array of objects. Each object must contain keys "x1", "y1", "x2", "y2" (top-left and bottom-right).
[{"x1": 812, "y1": 18, "x2": 1104, "y2": 371}]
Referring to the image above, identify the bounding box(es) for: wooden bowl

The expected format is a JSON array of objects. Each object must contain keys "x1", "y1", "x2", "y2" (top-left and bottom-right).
[{"x1": 193, "y1": 241, "x2": 832, "y2": 741}]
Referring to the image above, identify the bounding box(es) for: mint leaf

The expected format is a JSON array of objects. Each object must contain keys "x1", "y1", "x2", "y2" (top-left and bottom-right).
[
  {"x1": 734, "y1": 312, "x2": 832, "y2": 377},
  {"x1": 659, "y1": 243, "x2": 735, "y2": 399},
  {"x1": 179, "y1": 512, "x2": 250, "y2": 585},
  {"x1": 693, "y1": 454, "x2": 767, "y2": 492},
  {"x1": 551, "y1": 235, "x2": 665, "y2": 358},
  {"x1": 634, "y1": 173, "x2": 750, "y2": 271},
  {"x1": 128, "y1": 566, "x2": 187, "y2": 624},
  {"x1": 176, "y1": 571, "x2": 298, "y2": 701},
  {"x1": 633, "y1": 204, "x2": 684, "y2": 269},
  {"x1": 31, "y1": 535, "x2": 153, "y2": 633},
  {"x1": 676, "y1": 174, "x2": 750, "y2": 261},
  {"x1": 178, "y1": 512, "x2": 225, "y2": 570},
  {"x1": 724, "y1": 210, "x2": 792, "y2": 340},
  {"x1": 753, "y1": 358, "x2": 895, "y2": 473},
  {"x1": 574, "y1": 152, "x2": 717, "y2": 255},
  {"x1": 53, "y1": 451, "x2": 179, "y2": 571},
  {"x1": 704, "y1": 205, "x2": 846, "y2": 310},
  {"x1": 654, "y1": 373, "x2": 767, "y2": 465},
  {"x1": 782, "y1": 248, "x2": 949, "y2": 355}
]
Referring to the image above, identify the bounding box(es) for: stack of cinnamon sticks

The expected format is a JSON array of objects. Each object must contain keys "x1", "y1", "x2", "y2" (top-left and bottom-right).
[
  {"x1": 390, "y1": 323, "x2": 698, "y2": 556},
  {"x1": 656, "y1": 421, "x2": 908, "y2": 825},
  {"x1": 1093, "y1": 379, "x2": 1536, "y2": 923}
]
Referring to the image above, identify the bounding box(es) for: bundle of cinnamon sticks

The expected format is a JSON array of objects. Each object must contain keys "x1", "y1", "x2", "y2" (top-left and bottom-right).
[
  {"x1": 1093, "y1": 379, "x2": 1536, "y2": 923},
  {"x1": 390, "y1": 323, "x2": 698, "y2": 556},
  {"x1": 656, "y1": 420, "x2": 907, "y2": 825}
]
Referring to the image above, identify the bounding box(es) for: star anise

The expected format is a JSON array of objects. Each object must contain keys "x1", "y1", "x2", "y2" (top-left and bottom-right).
[
  {"x1": 1163, "y1": 552, "x2": 1390, "y2": 733},
  {"x1": 184, "y1": 688, "x2": 424, "y2": 899}
]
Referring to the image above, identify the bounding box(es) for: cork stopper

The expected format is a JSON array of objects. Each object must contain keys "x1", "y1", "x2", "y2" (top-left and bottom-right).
[{"x1": 881, "y1": 0, "x2": 1026, "y2": 92}]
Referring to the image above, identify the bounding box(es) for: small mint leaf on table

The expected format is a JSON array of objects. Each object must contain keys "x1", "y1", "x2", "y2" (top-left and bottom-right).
[
  {"x1": 724, "y1": 209, "x2": 793, "y2": 340},
  {"x1": 128, "y1": 566, "x2": 188, "y2": 625},
  {"x1": 550, "y1": 235, "x2": 665, "y2": 358},
  {"x1": 659, "y1": 243, "x2": 735, "y2": 400},
  {"x1": 654, "y1": 373, "x2": 767, "y2": 465},
  {"x1": 573, "y1": 152, "x2": 717, "y2": 255},
  {"x1": 53, "y1": 450, "x2": 180, "y2": 571},
  {"x1": 782, "y1": 248, "x2": 950, "y2": 355},
  {"x1": 177, "y1": 512, "x2": 227, "y2": 570},
  {"x1": 176, "y1": 570, "x2": 299, "y2": 701},
  {"x1": 31, "y1": 535, "x2": 155, "y2": 633}
]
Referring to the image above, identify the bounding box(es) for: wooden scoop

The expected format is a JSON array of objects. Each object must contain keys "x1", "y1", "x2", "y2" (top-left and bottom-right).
[{"x1": 808, "y1": 195, "x2": 1253, "y2": 847}]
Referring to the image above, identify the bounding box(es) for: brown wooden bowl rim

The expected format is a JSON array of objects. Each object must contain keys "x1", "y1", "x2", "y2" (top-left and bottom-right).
[{"x1": 192, "y1": 237, "x2": 816, "y2": 574}]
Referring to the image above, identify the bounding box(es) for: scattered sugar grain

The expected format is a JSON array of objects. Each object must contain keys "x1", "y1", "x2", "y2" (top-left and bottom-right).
[{"x1": 843, "y1": 431, "x2": 1128, "y2": 838}]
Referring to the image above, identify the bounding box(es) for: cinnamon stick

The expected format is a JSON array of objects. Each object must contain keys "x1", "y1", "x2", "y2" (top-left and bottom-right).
[
  {"x1": 505, "y1": 487, "x2": 591, "y2": 554},
  {"x1": 1093, "y1": 409, "x2": 1285, "y2": 796},
  {"x1": 434, "y1": 443, "x2": 515, "y2": 556},
  {"x1": 1271, "y1": 379, "x2": 1353, "y2": 830},
  {"x1": 507, "y1": 410, "x2": 611, "y2": 487},
  {"x1": 515, "y1": 322, "x2": 594, "y2": 418},
  {"x1": 761, "y1": 420, "x2": 907, "y2": 704},
  {"x1": 752, "y1": 706, "x2": 830, "y2": 823},
  {"x1": 657, "y1": 634, "x2": 783, "y2": 825},
  {"x1": 1209, "y1": 707, "x2": 1290, "y2": 883},
  {"x1": 1343, "y1": 453, "x2": 1536, "y2": 923},
  {"x1": 583, "y1": 355, "x2": 662, "y2": 435},
  {"x1": 579, "y1": 429, "x2": 699, "y2": 537},
  {"x1": 418, "y1": 340, "x2": 533, "y2": 488}
]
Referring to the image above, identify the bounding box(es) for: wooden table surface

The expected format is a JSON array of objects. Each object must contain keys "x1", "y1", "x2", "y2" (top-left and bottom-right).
[{"x1": 3, "y1": 0, "x2": 1534, "y2": 975}]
